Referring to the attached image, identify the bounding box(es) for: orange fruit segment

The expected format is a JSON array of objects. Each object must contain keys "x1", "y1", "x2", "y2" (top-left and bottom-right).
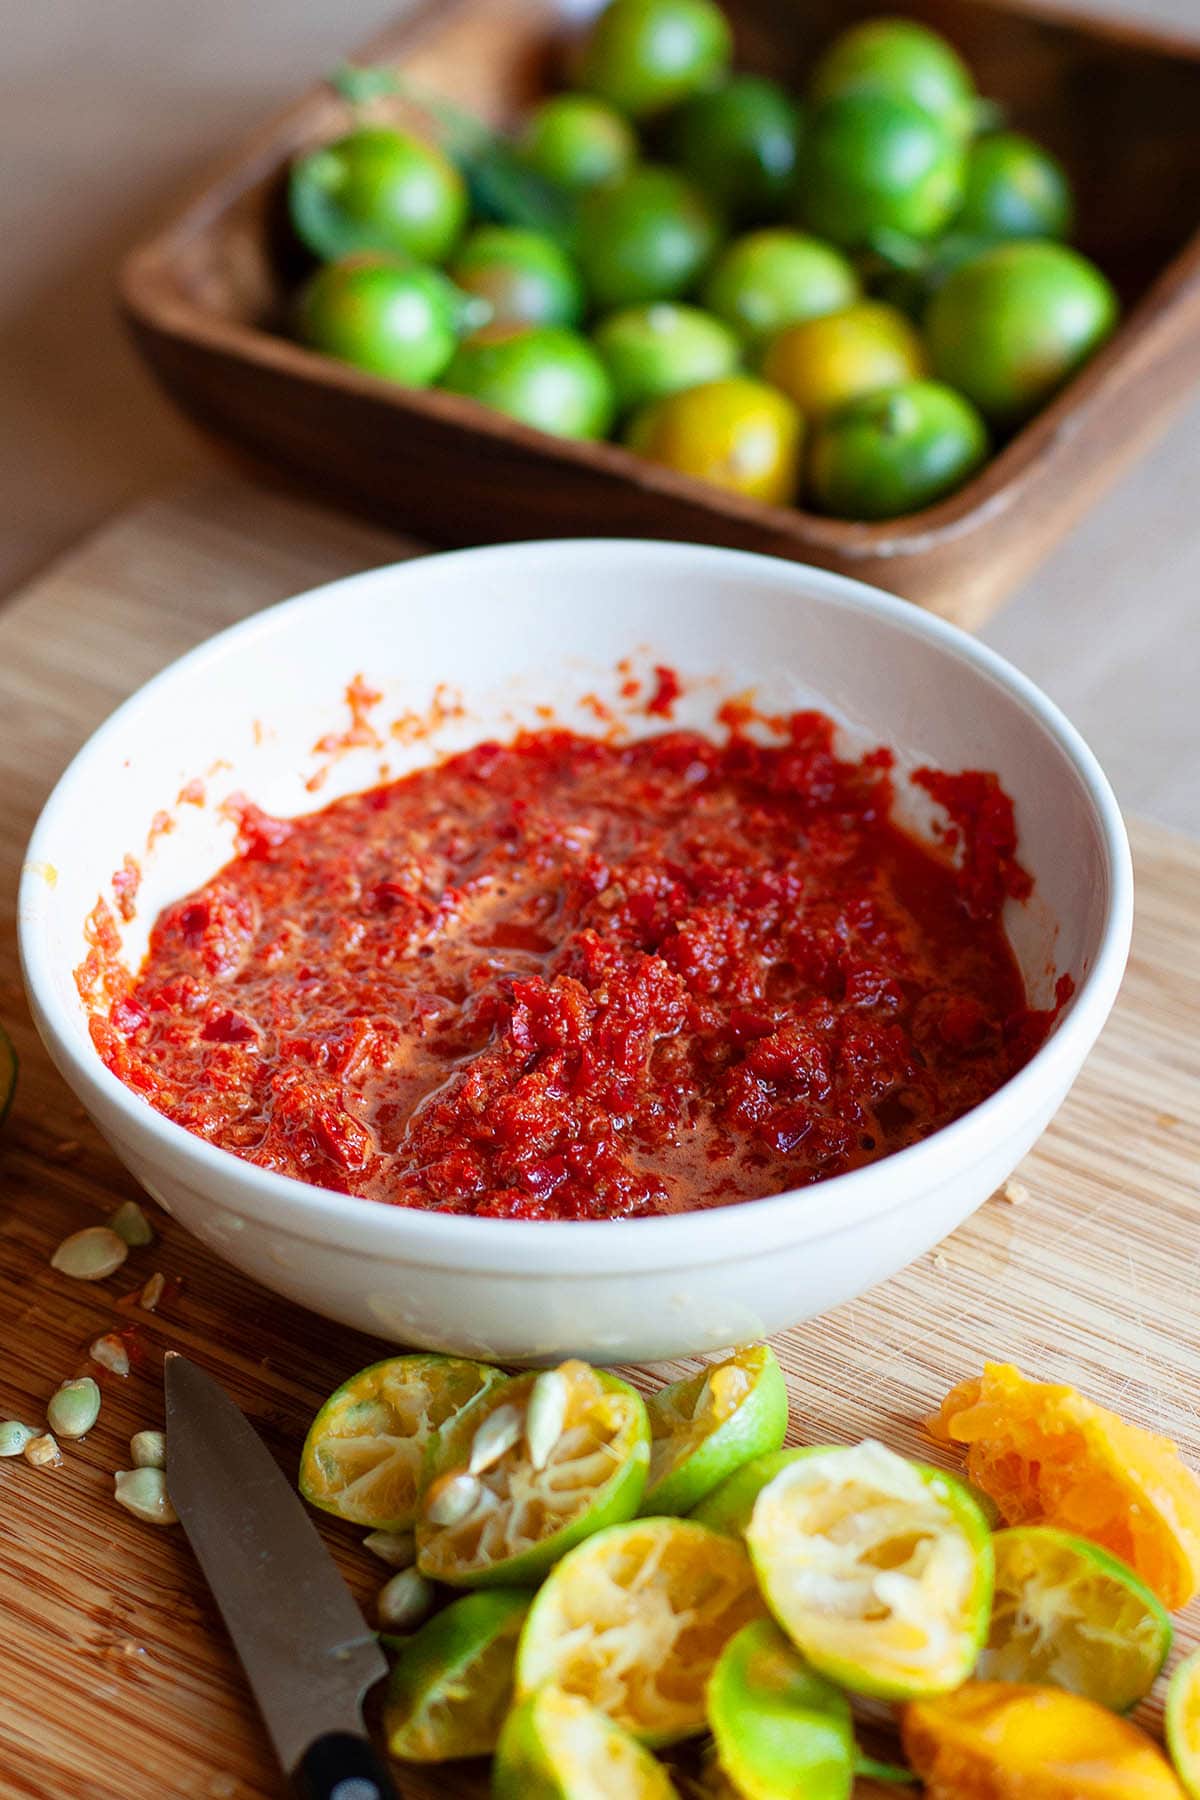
[
  {"x1": 902, "y1": 1681, "x2": 1187, "y2": 1799},
  {"x1": 928, "y1": 1363, "x2": 1200, "y2": 1608}
]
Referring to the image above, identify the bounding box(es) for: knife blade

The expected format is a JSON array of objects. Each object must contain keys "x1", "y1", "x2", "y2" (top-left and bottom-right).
[{"x1": 164, "y1": 1354, "x2": 400, "y2": 1799}]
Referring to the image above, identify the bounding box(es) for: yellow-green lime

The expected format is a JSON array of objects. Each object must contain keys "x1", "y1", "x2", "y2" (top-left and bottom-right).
[
  {"x1": 1167, "y1": 1648, "x2": 1200, "y2": 1799},
  {"x1": 593, "y1": 302, "x2": 740, "y2": 414},
  {"x1": 690, "y1": 1447, "x2": 826, "y2": 1539},
  {"x1": 643, "y1": 1345, "x2": 788, "y2": 1516},
  {"x1": 448, "y1": 225, "x2": 586, "y2": 329},
  {"x1": 665, "y1": 76, "x2": 803, "y2": 223},
  {"x1": 798, "y1": 93, "x2": 966, "y2": 249},
  {"x1": 958, "y1": 131, "x2": 1074, "y2": 242},
  {"x1": 495, "y1": 1687, "x2": 679, "y2": 1799},
  {"x1": 416, "y1": 1361, "x2": 649, "y2": 1589},
  {"x1": 289, "y1": 125, "x2": 467, "y2": 264},
  {"x1": 707, "y1": 1618, "x2": 854, "y2": 1800},
  {"x1": 519, "y1": 93, "x2": 637, "y2": 192},
  {"x1": 516, "y1": 1516, "x2": 763, "y2": 1744},
  {"x1": 808, "y1": 18, "x2": 977, "y2": 140},
  {"x1": 701, "y1": 229, "x2": 860, "y2": 349},
  {"x1": 746, "y1": 1440, "x2": 994, "y2": 1700},
  {"x1": 384, "y1": 1588, "x2": 529, "y2": 1761},
  {"x1": 299, "y1": 1353, "x2": 502, "y2": 1530},
  {"x1": 625, "y1": 376, "x2": 803, "y2": 507},
  {"x1": 576, "y1": 164, "x2": 722, "y2": 309},
  {"x1": 979, "y1": 1526, "x2": 1171, "y2": 1712},
  {"x1": 577, "y1": 0, "x2": 733, "y2": 121},
  {"x1": 442, "y1": 325, "x2": 616, "y2": 441}
]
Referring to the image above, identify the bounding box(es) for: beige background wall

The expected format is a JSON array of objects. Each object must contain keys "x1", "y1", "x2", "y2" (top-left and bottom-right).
[{"x1": 2, "y1": 0, "x2": 1197, "y2": 829}]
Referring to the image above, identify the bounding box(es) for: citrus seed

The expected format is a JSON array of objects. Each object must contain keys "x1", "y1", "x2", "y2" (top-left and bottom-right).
[
  {"x1": 25, "y1": 1432, "x2": 63, "y2": 1468},
  {"x1": 525, "y1": 1370, "x2": 568, "y2": 1470},
  {"x1": 139, "y1": 1271, "x2": 166, "y2": 1310},
  {"x1": 130, "y1": 1429, "x2": 166, "y2": 1470},
  {"x1": 364, "y1": 1528, "x2": 417, "y2": 1568},
  {"x1": 51, "y1": 1226, "x2": 128, "y2": 1281},
  {"x1": 47, "y1": 1377, "x2": 101, "y2": 1440},
  {"x1": 110, "y1": 1200, "x2": 154, "y2": 1247},
  {"x1": 469, "y1": 1404, "x2": 523, "y2": 1475},
  {"x1": 0, "y1": 1421, "x2": 36, "y2": 1457},
  {"x1": 378, "y1": 1566, "x2": 437, "y2": 1631},
  {"x1": 90, "y1": 1333, "x2": 131, "y2": 1377},
  {"x1": 424, "y1": 1469, "x2": 482, "y2": 1526},
  {"x1": 114, "y1": 1466, "x2": 178, "y2": 1524}
]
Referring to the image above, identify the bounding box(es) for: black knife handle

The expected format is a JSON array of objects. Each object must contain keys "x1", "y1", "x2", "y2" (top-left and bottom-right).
[{"x1": 291, "y1": 1731, "x2": 402, "y2": 1800}]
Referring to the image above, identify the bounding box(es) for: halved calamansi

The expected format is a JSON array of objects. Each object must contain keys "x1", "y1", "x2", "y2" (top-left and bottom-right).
[
  {"x1": 643, "y1": 1345, "x2": 789, "y2": 1517},
  {"x1": 494, "y1": 1687, "x2": 679, "y2": 1799},
  {"x1": 746, "y1": 1440, "x2": 993, "y2": 1700},
  {"x1": 515, "y1": 1516, "x2": 764, "y2": 1745},
  {"x1": 299, "y1": 1353, "x2": 503, "y2": 1530},
  {"x1": 416, "y1": 1361, "x2": 650, "y2": 1588}
]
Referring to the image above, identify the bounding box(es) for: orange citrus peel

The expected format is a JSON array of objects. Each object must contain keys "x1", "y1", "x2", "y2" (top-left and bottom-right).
[{"x1": 928, "y1": 1362, "x2": 1200, "y2": 1608}]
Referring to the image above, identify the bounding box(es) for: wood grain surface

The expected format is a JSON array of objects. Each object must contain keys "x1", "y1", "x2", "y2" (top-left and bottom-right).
[{"x1": 1, "y1": 473, "x2": 1199, "y2": 1799}]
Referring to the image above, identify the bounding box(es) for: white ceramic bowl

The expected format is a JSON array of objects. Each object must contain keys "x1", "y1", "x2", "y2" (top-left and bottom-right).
[{"x1": 19, "y1": 540, "x2": 1132, "y2": 1364}]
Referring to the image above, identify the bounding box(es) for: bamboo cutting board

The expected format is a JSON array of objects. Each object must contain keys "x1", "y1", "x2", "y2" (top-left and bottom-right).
[{"x1": 1, "y1": 473, "x2": 1198, "y2": 1800}]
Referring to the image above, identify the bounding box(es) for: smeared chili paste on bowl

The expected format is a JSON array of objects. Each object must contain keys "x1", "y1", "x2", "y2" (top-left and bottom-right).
[{"x1": 89, "y1": 709, "x2": 1067, "y2": 1220}]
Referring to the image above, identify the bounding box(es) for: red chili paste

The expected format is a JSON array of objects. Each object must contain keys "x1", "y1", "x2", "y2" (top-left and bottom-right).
[{"x1": 90, "y1": 712, "x2": 1064, "y2": 1219}]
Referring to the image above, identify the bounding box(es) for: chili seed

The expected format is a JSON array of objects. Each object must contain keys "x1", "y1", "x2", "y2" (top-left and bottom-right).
[
  {"x1": 47, "y1": 1377, "x2": 101, "y2": 1440},
  {"x1": 110, "y1": 1200, "x2": 154, "y2": 1247},
  {"x1": 51, "y1": 1226, "x2": 128, "y2": 1281},
  {"x1": 114, "y1": 1466, "x2": 177, "y2": 1524},
  {"x1": 377, "y1": 1567, "x2": 436, "y2": 1632},
  {"x1": 130, "y1": 1429, "x2": 166, "y2": 1470}
]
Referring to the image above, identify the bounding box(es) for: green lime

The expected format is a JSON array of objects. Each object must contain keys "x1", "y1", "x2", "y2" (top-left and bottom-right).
[
  {"x1": 761, "y1": 299, "x2": 927, "y2": 420},
  {"x1": 593, "y1": 301, "x2": 740, "y2": 412},
  {"x1": 643, "y1": 1345, "x2": 789, "y2": 1516},
  {"x1": 289, "y1": 125, "x2": 467, "y2": 263},
  {"x1": 691, "y1": 1448, "x2": 826, "y2": 1539},
  {"x1": 808, "y1": 18, "x2": 977, "y2": 138},
  {"x1": 296, "y1": 257, "x2": 471, "y2": 385},
  {"x1": 926, "y1": 239, "x2": 1119, "y2": 425},
  {"x1": 298, "y1": 1353, "x2": 502, "y2": 1530},
  {"x1": 807, "y1": 379, "x2": 988, "y2": 520},
  {"x1": 626, "y1": 376, "x2": 803, "y2": 507},
  {"x1": 576, "y1": 164, "x2": 722, "y2": 308},
  {"x1": 958, "y1": 131, "x2": 1074, "y2": 241},
  {"x1": 520, "y1": 93, "x2": 638, "y2": 192},
  {"x1": 495, "y1": 1687, "x2": 678, "y2": 1799},
  {"x1": 416, "y1": 1361, "x2": 649, "y2": 1587},
  {"x1": 798, "y1": 93, "x2": 966, "y2": 249},
  {"x1": 869, "y1": 228, "x2": 1004, "y2": 319},
  {"x1": 0, "y1": 1022, "x2": 16, "y2": 1127},
  {"x1": 979, "y1": 1526, "x2": 1171, "y2": 1712},
  {"x1": 441, "y1": 324, "x2": 616, "y2": 440},
  {"x1": 577, "y1": 0, "x2": 733, "y2": 120},
  {"x1": 746, "y1": 1441, "x2": 994, "y2": 1701},
  {"x1": 702, "y1": 229, "x2": 859, "y2": 348},
  {"x1": 707, "y1": 1618, "x2": 854, "y2": 1800},
  {"x1": 516, "y1": 1516, "x2": 764, "y2": 1744},
  {"x1": 665, "y1": 75, "x2": 803, "y2": 223},
  {"x1": 1168, "y1": 1649, "x2": 1200, "y2": 1798},
  {"x1": 448, "y1": 225, "x2": 586, "y2": 328},
  {"x1": 384, "y1": 1588, "x2": 529, "y2": 1760}
]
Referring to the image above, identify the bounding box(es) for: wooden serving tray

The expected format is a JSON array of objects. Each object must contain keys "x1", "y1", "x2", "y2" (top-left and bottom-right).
[
  {"x1": 2, "y1": 474, "x2": 1199, "y2": 1798},
  {"x1": 119, "y1": 0, "x2": 1200, "y2": 630}
]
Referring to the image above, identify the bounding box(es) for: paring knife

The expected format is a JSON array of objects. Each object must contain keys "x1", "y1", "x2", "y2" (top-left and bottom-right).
[{"x1": 164, "y1": 1353, "x2": 401, "y2": 1800}]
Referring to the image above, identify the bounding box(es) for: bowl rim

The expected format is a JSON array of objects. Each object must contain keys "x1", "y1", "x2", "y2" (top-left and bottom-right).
[{"x1": 18, "y1": 537, "x2": 1134, "y2": 1274}]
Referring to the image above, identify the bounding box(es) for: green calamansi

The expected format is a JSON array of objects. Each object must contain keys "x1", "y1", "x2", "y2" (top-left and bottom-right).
[
  {"x1": 519, "y1": 93, "x2": 638, "y2": 192},
  {"x1": 289, "y1": 125, "x2": 467, "y2": 263},
  {"x1": 808, "y1": 17, "x2": 978, "y2": 140},
  {"x1": 297, "y1": 258, "x2": 477, "y2": 386},
  {"x1": 807, "y1": 380, "x2": 989, "y2": 520},
  {"x1": 442, "y1": 325, "x2": 616, "y2": 440},
  {"x1": 665, "y1": 76, "x2": 803, "y2": 223},
  {"x1": 702, "y1": 229, "x2": 859, "y2": 349},
  {"x1": 798, "y1": 93, "x2": 967, "y2": 249},
  {"x1": 707, "y1": 1619, "x2": 855, "y2": 1800},
  {"x1": 643, "y1": 1345, "x2": 789, "y2": 1516},
  {"x1": 448, "y1": 225, "x2": 586, "y2": 328},
  {"x1": 495, "y1": 1687, "x2": 678, "y2": 1799},
  {"x1": 926, "y1": 239, "x2": 1118, "y2": 426},
  {"x1": 576, "y1": 164, "x2": 723, "y2": 308},
  {"x1": 577, "y1": 0, "x2": 733, "y2": 120},
  {"x1": 957, "y1": 131, "x2": 1074, "y2": 242},
  {"x1": 593, "y1": 301, "x2": 740, "y2": 413},
  {"x1": 385, "y1": 1588, "x2": 530, "y2": 1761}
]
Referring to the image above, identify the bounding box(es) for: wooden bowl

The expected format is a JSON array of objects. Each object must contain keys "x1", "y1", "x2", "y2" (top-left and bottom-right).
[{"x1": 119, "y1": 0, "x2": 1200, "y2": 629}]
